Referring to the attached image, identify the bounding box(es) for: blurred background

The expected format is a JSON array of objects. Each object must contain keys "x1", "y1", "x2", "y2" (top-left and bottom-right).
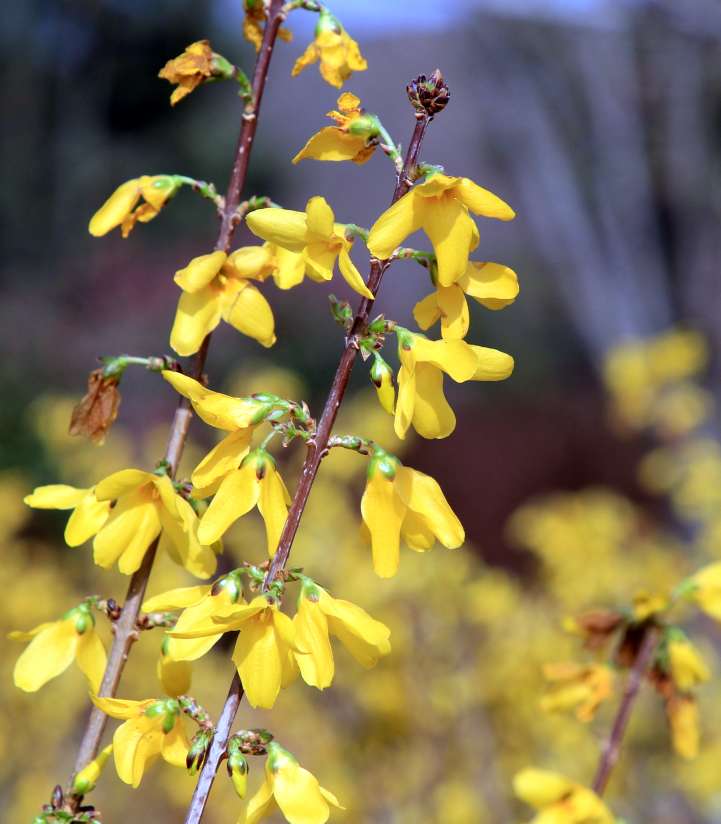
[{"x1": 3, "y1": 0, "x2": 721, "y2": 822}]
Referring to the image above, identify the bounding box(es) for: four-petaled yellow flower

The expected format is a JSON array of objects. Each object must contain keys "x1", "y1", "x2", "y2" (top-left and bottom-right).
[
  {"x1": 91, "y1": 695, "x2": 190, "y2": 787},
  {"x1": 89, "y1": 175, "x2": 180, "y2": 238},
  {"x1": 367, "y1": 172, "x2": 515, "y2": 286},
  {"x1": 242, "y1": 0, "x2": 293, "y2": 52},
  {"x1": 158, "y1": 40, "x2": 229, "y2": 106},
  {"x1": 667, "y1": 635, "x2": 711, "y2": 692},
  {"x1": 246, "y1": 197, "x2": 373, "y2": 299},
  {"x1": 92, "y1": 468, "x2": 216, "y2": 577},
  {"x1": 293, "y1": 578, "x2": 391, "y2": 690},
  {"x1": 360, "y1": 448, "x2": 464, "y2": 578},
  {"x1": 170, "y1": 594, "x2": 297, "y2": 709},
  {"x1": 243, "y1": 741, "x2": 343, "y2": 824},
  {"x1": 540, "y1": 662, "x2": 614, "y2": 722},
  {"x1": 513, "y1": 768, "x2": 615, "y2": 824},
  {"x1": 414, "y1": 261, "x2": 519, "y2": 340},
  {"x1": 10, "y1": 603, "x2": 106, "y2": 693},
  {"x1": 392, "y1": 328, "x2": 514, "y2": 440},
  {"x1": 170, "y1": 249, "x2": 277, "y2": 357},
  {"x1": 24, "y1": 484, "x2": 110, "y2": 547},
  {"x1": 293, "y1": 93, "x2": 378, "y2": 165},
  {"x1": 292, "y1": 9, "x2": 366, "y2": 89}
]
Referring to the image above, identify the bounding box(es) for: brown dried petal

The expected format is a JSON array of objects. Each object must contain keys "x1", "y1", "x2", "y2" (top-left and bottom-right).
[{"x1": 69, "y1": 368, "x2": 121, "y2": 445}]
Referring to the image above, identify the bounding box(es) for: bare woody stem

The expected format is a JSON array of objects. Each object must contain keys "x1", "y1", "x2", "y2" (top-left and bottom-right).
[
  {"x1": 591, "y1": 625, "x2": 660, "y2": 797},
  {"x1": 182, "y1": 107, "x2": 434, "y2": 824},
  {"x1": 66, "y1": 0, "x2": 287, "y2": 804}
]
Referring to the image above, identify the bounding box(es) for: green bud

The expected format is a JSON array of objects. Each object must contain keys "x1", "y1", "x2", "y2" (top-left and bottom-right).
[
  {"x1": 267, "y1": 741, "x2": 297, "y2": 773},
  {"x1": 211, "y1": 572, "x2": 243, "y2": 603},
  {"x1": 316, "y1": 9, "x2": 342, "y2": 35},
  {"x1": 227, "y1": 751, "x2": 249, "y2": 799},
  {"x1": 347, "y1": 113, "x2": 381, "y2": 139},
  {"x1": 368, "y1": 447, "x2": 400, "y2": 481}
]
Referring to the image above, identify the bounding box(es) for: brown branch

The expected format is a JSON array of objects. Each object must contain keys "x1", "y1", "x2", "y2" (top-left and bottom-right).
[
  {"x1": 591, "y1": 625, "x2": 659, "y2": 797},
  {"x1": 181, "y1": 98, "x2": 436, "y2": 824},
  {"x1": 64, "y1": 1, "x2": 287, "y2": 808}
]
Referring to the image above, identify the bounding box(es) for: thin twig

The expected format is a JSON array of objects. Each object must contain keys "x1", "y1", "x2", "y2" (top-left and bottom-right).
[
  {"x1": 65, "y1": 3, "x2": 286, "y2": 806},
  {"x1": 182, "y1": 106, "x2": 434, "y2": 824},
  {"x1": 591, "y1": 625, "x2": 659, "y2": 796}
]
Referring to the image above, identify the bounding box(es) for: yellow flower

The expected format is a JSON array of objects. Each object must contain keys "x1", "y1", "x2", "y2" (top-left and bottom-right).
[
  {"x1": 157, "y1": 637, "x2": 192, "y2": 697},
  {"x1": 72, "y1": 744, "x2": 113, "y2": 795},
  {"x1": 158, "y1": 40, "x2": 232, "y2": 106},
  {"x1": 89, "y1": 175, "x2": 180, "y2": 237},
  {"x1": 667, "y1": 637, "x2": 711, "y2": 692},
  {"x1": 413, "y1": 261, "x2": 519, "y2": 340},
  {"x1": 293, "y1": 93, "x2": 378, "y2": 165},
  {"x1": 144, "y1": 574, "x2": 245, "y2": 663},
  {"x1": 291, "y1": 9, "x2": 366, "y2": 89},
  {"x1": 243, "y1": 0, "x2": 293, "y2": 52},
  {"x1": 631, "y1": 590, "x2": 668, "y2": 621},
  {"x1": 246, "y1": 197, "x2": 374, "y2": 299},
  {"x1": 293, "y1": 578, "x2": 391, "y2": 689},
  {"x1": 360, "y1": 449, "x2": 464, "y2": 578},
  {"x1": 392, "y1": 328, "x2": 514, "y2": 439},
  {"x1": 689, "y1": 561, "x2": 721, "y2": 621},
  {"x1": 92, "y1": 468, "x2": 216, "y2": 577},
  {"x1": 367, "y1": 172, "x2": 515, "y2": 286},
  {"x1": 369, "y1": 354, "x2": 395, "y2": 414},
  {"x1": 230, "y1": 242, "x2": 306, "y2": 290},
  {"x1": 162, "y1": 371, "x2": 288, "y2": 494},
  {"x1": 540, "y1": 662, "x2": 614, "y2": 722},
  {"x1": 24, "y1": 484, "x2": 110, "y2": 547},
  {"x1": 170, "y1": 594, "x2": 297, "y2": 709},
  {"x1": 170, "y1": 249, "x2": 276, "y2": 356},
  {"x1": 513, "y1": 768, "x2": 615, "y2": 824},
  {"x1": 198, "y1": 449, "x2": 290, "y2": 554},
  {"x1": 244, "y1": 741, "x2": 343, "y2": 824},
  {"x1": 91, "y1": 695, "x2": 190, "y2": 787},
  {"x1": 666, "y1": 694, "x2": 700, "y2": 759},
  {"x1": 10, "y1": 603, "x2": 106, "y2": 693}
]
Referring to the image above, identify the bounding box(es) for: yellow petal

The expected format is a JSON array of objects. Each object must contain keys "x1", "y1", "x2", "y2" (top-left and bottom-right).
[
  {"x1": 233, "y1": 614, "x2": 283, "y2": 709},
  {"x1": 227, "y1": 244, "x2": 274, "y2": 280},
  {"x1": 197, "y1": 464, "x2": 259, "y2": 544},
  {"x1": 293, "y1": 127, "x2": 369, "y2": 164},
  {"x1": 191, "y1": 429, "x2": 253, "y2": 490},
  {"x1": 143, "y1": 586, "x2": 210, "y2": 613},
  {"x1": 13, "y1": 620, "x2": 78, "y2": 692},
  {"x1": 411, "y1": 362, "x2": 456, "y2": 439},
  {"x1": 65, "y1": 491, "x2": 111, "y2": 547},
  {"x1": 437, "y1": 285, "x2": 469, "y2": 340},
  {"x1": 94, "y1": 469, "x2": 152, "y2": 501},
  {"x1": 338, "y1": 246, "x2": 373, "y2": 298},
  {"x1": 455, "y1": 177, "x2": 515, "y2": 220},
  {"x1": 162, "y1": 371, "x2": 260, "y2": 431},
  {"x1": 274, "y1": 764, "x2": 332, "y2": 824},
  {"x1": 157, "y1": 656, "x2": 192, "y2": 697},
  {"x1": 400, "y1": 510, "x2": 435, "y2": 551},
  {"x1": 221, "y1": 281, "x2": 276, "y2": 348},
  {"x1": 75, "y1": 629, "x2": 107, "y2": 693},
  {"x1": 113, "y1": 716, "x2": 160, "y2": 787},
  {"x1": 174, "y1": 251, "x2": 227, "y2": 293},
  {"x1": 411, "y1": 337, "x2": 479, "y2": 383},
  {"x1": 513, "y1": 768, "x2": 574, "y2": 808},
  {"x1": 412, "y1": 293, "x2": 441, "y2": 332},
  {"x1": 161, "y1": 719, "x2": 190, "y2": 767},
  {"x1": 304, "y1": 243, "x2": 337, "y2": 282},
  {"x1": 393, "y1": 365, "x2": 415, "y2": 440},
  {"x1": 459, "y1": 261, "x2": 519, "y2": 309},
  {"x1": 93, "y1": 494, "x2": 161, "y2": 573},
  {"x1": 246, "y1": 208, "x2": 308, "y2": 251},
  {"x1": 360, "y1": 474, "x2": 406, "y2": 578},
  {"x1": 367, "y1": 190, "x2": 425, "y2": 260},
  {"x1": 294, "y1": 598, "x2": 334, "y2": 689},
  {"x1": 91, "y1": 695, "x2": 147, "y2": 719},
  {"x1": 291, "y1": 41, "x2": 319, "y2": 78},
  {"x1": 257, "y1": 468, "x2": 289, "y2": 557},
  {"x1": 396, "y1": 466, "x2": 464, "y2": 548},
  {"x1": 321, "y1": 592, "x2": 390, "y2": 659},
  {"x1": 89, "y1": 179, "x2": 140, "y2": 237},
  {"x1": 469, "y1": 345, "x2": 515, "y2": 381},
  {"x1": 305, "y1": 196, "x2": 335, "y2": 238},
  {"x1": 422, "y1": 197, "x2": 476, "y2": 287},
  {"x1": 170, "y1": 286, "x2": 223, "y2": 357},
  {"x1": 245, "y1": 774, "x2": 276, "y2": 824},
  {"x1": 272, "y1": 245, "x2": 307, "y2": 290},
  {"x1": 24, "y1": 484, "x2": 87, "y2": 509}
]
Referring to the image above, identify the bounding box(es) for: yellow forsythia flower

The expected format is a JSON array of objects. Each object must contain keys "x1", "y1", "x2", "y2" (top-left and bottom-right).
[
  {"x1": 413, "y1": 261, "x2": 519, "y2": 340},
  {"x1": 246, "y1": 196, "x2": 373, "y2": 299},
  {"x1": 667, "y1": 636, "x2": 711, "y2": 692},
  {"x1": 144, "y1": 574, "x2": 245, "y2": 663},
  {"x1": 513, "y1": 768, "x2": 615, "y2": 823},
  {"x1": 158, "y1": 39, "x2": 231, "y2": 106},
  {"x1": 360, "y1": 448, "x2": 464, "y2": 578},
  {"x1": 291, "y1": 9, "x2": 366, "y2": 88},
  {"x1": 24, "y1": 484, "x2": 110, "y2": 547},
  {"x1": 367, "y1": 172, "x2": 515, "y2": 286},
  {"x1": 171, "y1": 594, "x2": 297, "y2": 709},
  {"x1": 157, "y1": 636, "x2": 192, "y2": 697},
  {"x1": 293, "y1": 92, "x2": 378, "y2": 165},
  {"x1": 243, "y1": 0, "x2": 292, "y2": 52},
  {"x1": 540, "y1": 662, "x2": 614, "y2": 722},
  {"x1": 666, "y1": 694, "x2": 700, "y2": 759},
  {"x1": 89, "y1": 175, "x2": 179, "y2": 237},
  {"x1": 72, "y1": 744, "x2": 113, "y2": 795},
  {"x1": 10, "y1": 603, "x2": 106, "y2": 693},
  {"x1": 170, "y1": 250, "x2": 277, "y2": 356},
  {"x1": 198, "y1": 449, "x2": 290, "y2": 554},
  {"x1": 92, "y1": 468, "x2": 216, "y2": 577},
  {"x1": 243, "y1": 741, "x2": 343, "y2": 824},
  {"x1": 689, "y1": 561, "x2": 721, "y2": 621},
  {"x1": 293, "y1": 577, "x2": 391, "y2": 689},
  {"x1": 393, "y1": 328, "x2": 514, "y2": 440},
  {"x1": 91, "y1": 696, "x2": 190, "y2": 787}
]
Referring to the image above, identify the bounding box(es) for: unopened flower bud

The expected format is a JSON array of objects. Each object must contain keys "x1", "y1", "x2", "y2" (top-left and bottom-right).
[
  {"x1": 227, "y1": 751, "x2": 249, "y2": 799},
  {"x1": 370, "y1": 355, "x2": 395, "y2": 415},
  {"x1": 71, "y1": 744, "x2": 113, "y2": 796},
  {"x1": 406, "y1": 69, "x2": 450, "y2": 117}
]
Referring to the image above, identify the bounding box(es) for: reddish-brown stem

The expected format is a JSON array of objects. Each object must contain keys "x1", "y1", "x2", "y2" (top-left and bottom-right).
[
  {"x1": 65, "y1": 1, "x2": 286, "y2": 805},
  {"x1": 182, "y1": 111, "x2": 432, "y2": 824},
  {"x1": 591, "y1": 626, "x2": 659, "y2": 796}
]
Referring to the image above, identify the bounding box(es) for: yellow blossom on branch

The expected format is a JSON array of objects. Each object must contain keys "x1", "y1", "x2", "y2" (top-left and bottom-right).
[
  {"x1": 246, "y1": 196, "x2": 374, "y2": 298},
  {"x1": 667, "y1": 634, "x2": 711, "y2": 692},
  {"x1": 540, "y1": 661, "x2": 614, "y2": 722},
  {"x1": 513, "y1": 768, "x2": 616, "y2": 824},
  {"x1": 413, "y1": 261, "x2": 519, "y2": 340},
  {"x1": 687, "y1": 561, "x2": 721, "y2": 621},
  {"x1": 244, "y1": 741, "x2": 343, "y2": 824},
  {"x1": 360, "y1": 448, "x2": 464, "y2": 578},
  {"x1": 158, "y1": 40, "x2": 236, "y2": 106},
  {"x1": 10, "y1": 602, "x2": 106, "y2": 693},
  {"x1": 89, "y1": 175, "x2": 180, "y2": 237},
  {"x1": 91, "y1": 695, "x2": 190, "y2": 787},
  {"x1": 367, "y1": 172, "x2": 515, "y2": 286},
  {"x1": 666, "y1": 694, "x2": 700, "y2": 760},
  {"x1": 293, "y1": 93, "x2": 379, "y2": 165},
  {"x1": 293, "y1": 577, "x2": 391, "y2": 689},
  {"x1": 170, "y1": 249, "x2": 277, "y2": 356},
  {"x1": 24, "y1": 484, "x2": 110, "y2": 547},
  {"x1": 292, "y1": 9, "x2": 366, "y2": 89},
  {"x1": 243, "y1": 0, "x2": 293, "y2": 52}
]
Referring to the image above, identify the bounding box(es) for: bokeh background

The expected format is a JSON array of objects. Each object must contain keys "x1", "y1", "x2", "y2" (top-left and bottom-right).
[{"x1": 3, "y1": 0, "x2": 721, "y2": 822}]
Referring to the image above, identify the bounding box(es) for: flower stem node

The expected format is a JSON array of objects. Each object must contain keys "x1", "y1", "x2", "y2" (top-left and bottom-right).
[{"x1": 407, "y1": 69, "x2": 450, "y2": 118}]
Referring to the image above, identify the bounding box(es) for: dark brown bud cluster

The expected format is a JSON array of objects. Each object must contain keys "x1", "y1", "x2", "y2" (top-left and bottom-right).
[{"x1": 407, "y1": 69, "x2": 450, "y2": 117}]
